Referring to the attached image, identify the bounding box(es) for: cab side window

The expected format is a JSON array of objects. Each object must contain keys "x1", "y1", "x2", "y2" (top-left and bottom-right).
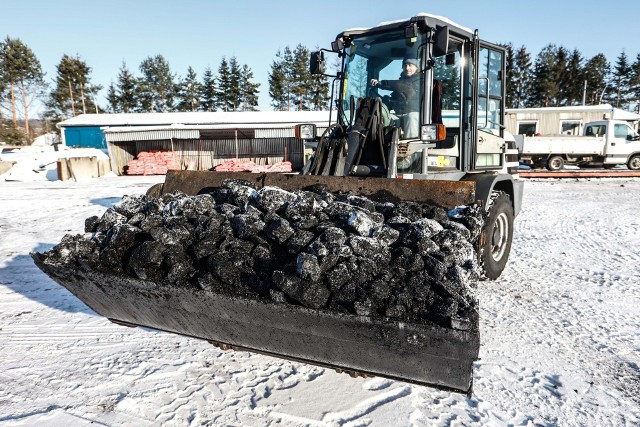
[
  {"x1": 614, "y1": 124, "x2": 631, "y2": 139},
  {"x1": 478, "y1": 46, "x2": 503, "y2": 135}
]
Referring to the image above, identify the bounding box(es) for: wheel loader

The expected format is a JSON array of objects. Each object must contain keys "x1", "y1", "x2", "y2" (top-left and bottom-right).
[{"x1": 33, "y1": 13, "x2": 523, "y2": 394}]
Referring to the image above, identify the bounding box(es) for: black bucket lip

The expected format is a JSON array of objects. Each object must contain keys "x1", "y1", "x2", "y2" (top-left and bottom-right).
[{"x1": 32, "y1": 251, "x2": 479, "y2": 394}]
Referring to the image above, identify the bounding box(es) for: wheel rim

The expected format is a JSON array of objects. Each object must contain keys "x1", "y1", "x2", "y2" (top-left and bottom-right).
[
  {"x1": 491, "y1": 212, "x2": 509, "y2": 261},
  {"x1": 549, "y1": 158, "x2": 562, "y2": 170},
  {"x1": 630, "y1": 156, "x2": 640, "y2": 170}
]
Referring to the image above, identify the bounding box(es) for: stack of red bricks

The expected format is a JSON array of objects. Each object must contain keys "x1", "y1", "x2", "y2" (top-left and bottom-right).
[
  {"x1": 126, "y1": 151, "x2": 181, "y2": 175},
  {"x1": 214, "y1": 159, "x2": 292, "y2": 173},
  {"x1": 213, "y1": 159, "x2": 258, "y2": 172}
]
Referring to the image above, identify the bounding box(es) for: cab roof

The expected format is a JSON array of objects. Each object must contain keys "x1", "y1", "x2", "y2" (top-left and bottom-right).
[{"x1": 339, "y1": 13, "x2": 475, "y2": 40}]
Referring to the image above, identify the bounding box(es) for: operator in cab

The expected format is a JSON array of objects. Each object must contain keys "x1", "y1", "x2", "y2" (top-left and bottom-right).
[{"x1": 370, "y1": 56, "x2": 421, "y2": 139}]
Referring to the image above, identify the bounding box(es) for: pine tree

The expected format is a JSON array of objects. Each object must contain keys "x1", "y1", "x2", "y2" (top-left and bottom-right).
[
  {"x1": 176, "y1": 66, "x2": 202, "y2": 112},
  {"x1": 529, "y1": 44, "x2": 562, "y2": 107},
  {"x1": 239, "y1": 64, "x2": 260, "y2": 111},
  {"x1": 630, "y1": 54, "x2": 640, "y2": 113},
  {"x1": 268, "y1": 45, "x2": 328, "y2": 111},
  {"x1": 583, "y1": 53, "x2": 610, "y2": 105},
  {"x1": 554, "y1": 46, "x2": 570, "y2": 106},
  {"x1": 308, "y1": 71, "x2": 330, "y2": 111},
  {"x1": 611, "y1": 50, "x2": 632, "y2": 108},
  {"x1": 268, "y1": 49, "x2": 289, "y2": 111},
  {"x1": 502, "y1": 43, "x2": 516, "y2": 108},
  {"x1": 72, "y1": 57, "x2": 98, "y2": 114},
  {"x1": 138, "y1": 54, "x2": 177, "y2": 112},
  {"x1": 106, "y1": 82, "x2": 119, "y2": 112},
  {"x1": 216, "y1": 57, "x2": 232, "y2": 111},
  {"x1": 45, "y1": 54, "x2": 101, "y2": 120},
  {"x1": 135, "y1": 76, "x2": 155, "y2": 112},
  {"x1": 201, "y1": 66, "x2": 217, "y2": 111},
  {"x1": 282, "y1": 47, "x2": 295, "y2": 111},
  {"x1": 563, "y1": 49, "x2": 585, "y2": 106},
  {"x1": 513, "y1": 46, "x2": 532, "y2": 108},
  {"x1": 115, "y1": 62, "x2": 137, "y2": 113},
  {"x1": 46, "y1": 55, "x2": 79, "y2": 118},
  {"x1": 291, "y1": 44, "x2": 312, "y2": 110},
  {"x1": 227, "y1": 57, "x2": 242, "y2": 111},
  {"x1": 0, "y1": 36, "x2": 46, "y2": 141}
]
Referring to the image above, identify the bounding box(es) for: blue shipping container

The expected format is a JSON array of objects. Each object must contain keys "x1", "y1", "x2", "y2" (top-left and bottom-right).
[{"x1": 64, "y1": 126, "x2": 106, "y2": 149}]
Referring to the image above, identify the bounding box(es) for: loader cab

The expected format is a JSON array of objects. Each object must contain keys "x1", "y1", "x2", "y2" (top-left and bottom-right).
[{"x1": 330, "y1": 15, "x2": 508, "y2": 178}]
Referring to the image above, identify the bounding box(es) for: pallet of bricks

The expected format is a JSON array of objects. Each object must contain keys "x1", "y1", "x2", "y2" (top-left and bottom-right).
[
  {"x1": 214, "y1": 158, "x2": 292, "y2": 173},
  {"x1": 126, "y1": 150, "x2": 181, "y2": 175}
]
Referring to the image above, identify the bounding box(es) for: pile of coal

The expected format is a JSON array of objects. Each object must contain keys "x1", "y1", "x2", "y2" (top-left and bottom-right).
[{"x1": 40, "y1": 179, "x2": 485, "y2": 328}]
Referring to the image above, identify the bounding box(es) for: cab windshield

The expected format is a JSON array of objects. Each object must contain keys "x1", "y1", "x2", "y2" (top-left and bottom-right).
[{"x1": 340, "y1": 29, "x2": 426, "y2": 139}]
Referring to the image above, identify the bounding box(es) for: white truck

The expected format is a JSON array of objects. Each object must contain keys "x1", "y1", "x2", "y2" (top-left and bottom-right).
[{"x1": 515, "y1": 120, "x2": 640, "y2": 171}]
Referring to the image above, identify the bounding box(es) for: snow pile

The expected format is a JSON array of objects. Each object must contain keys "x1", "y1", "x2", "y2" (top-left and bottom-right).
[
  {"x1": 0, "y1": 145, "x2": 110, "y2": 182},
  {"x1": 31, "y1": 133, "x2": 60, "y2": 147}
]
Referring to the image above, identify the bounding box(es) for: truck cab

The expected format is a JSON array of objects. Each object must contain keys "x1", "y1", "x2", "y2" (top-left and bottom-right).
[{"x1": 585, "y1": 120, "x2": 640, "y2": 169}]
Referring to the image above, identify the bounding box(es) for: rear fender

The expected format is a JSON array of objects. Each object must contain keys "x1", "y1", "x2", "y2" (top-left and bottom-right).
[{"x1": 462, "y1": 174, "x2": 524, "y2": 217}]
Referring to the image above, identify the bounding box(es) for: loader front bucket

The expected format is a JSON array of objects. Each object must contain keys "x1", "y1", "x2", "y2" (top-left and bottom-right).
[
  {"x1": 33, "y1": 253, "x2": 479, "y2": 392},
  {"x1": 34, "y1": 170, "x2": 481, "y2": 394}
]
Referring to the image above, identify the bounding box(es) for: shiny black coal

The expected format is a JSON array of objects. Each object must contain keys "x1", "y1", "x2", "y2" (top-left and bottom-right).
[{"x1": 40, "y1": 179, "x2": 484, "y2": 328}]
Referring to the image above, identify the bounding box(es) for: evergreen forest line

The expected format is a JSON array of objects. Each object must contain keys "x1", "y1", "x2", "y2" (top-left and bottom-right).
[{"x1": 1, "y1": 35, "x2": 639, "y2": 144}]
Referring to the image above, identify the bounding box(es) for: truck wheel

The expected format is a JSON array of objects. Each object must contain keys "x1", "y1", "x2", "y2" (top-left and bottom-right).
[
  {"x1": 546, "y1": 156, "x2": 564, "y2": 171},
  {"x1": 479, "y1": 191, "x2": 514, "y2": 280},
  {"x1": 627, "y1": 154, "x2": 640, "y2": 171}
]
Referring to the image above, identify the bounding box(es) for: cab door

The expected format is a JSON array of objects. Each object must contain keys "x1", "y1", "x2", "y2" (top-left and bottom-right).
[
  {"x1": 474, "y1": 41, "x2": 506, "y2": 169},
  {"x1": 605, "y1": 122, "x2": 640, "y2": 162}
]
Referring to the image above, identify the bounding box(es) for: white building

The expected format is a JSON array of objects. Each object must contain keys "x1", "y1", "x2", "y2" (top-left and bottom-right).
[{"x1": 505, "y1": 104, "x2": 640, "y2": 136}]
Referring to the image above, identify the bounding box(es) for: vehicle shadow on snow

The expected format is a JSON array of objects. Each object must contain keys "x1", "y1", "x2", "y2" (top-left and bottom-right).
[{"x1": 0, "y1": 243, "x2": 96, "y2": 315}]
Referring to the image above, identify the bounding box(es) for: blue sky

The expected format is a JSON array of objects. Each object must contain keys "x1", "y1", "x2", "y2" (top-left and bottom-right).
[{"x1": 2, "y1": 0, "x2": 639, "y2": 112}]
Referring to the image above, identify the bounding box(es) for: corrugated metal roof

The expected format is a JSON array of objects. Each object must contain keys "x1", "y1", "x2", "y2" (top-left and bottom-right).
[
  {"x1": 58, "y1": 111, "x2": 336, "y2": 128},
  {"x1": 105, "y1": 129, "x2": 200, "y2": 142},
  {"x1": 103, "y1": 123, "x2": 332, "y2": 140}
]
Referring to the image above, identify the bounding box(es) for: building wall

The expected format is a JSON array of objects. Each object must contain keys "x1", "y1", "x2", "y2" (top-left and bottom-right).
[
  {"x1": 63, "y1": 126, "x2": 107, "y2": 149},
  {"x1": 505, "y1": 110, "x2": 612, "y2": 136}
]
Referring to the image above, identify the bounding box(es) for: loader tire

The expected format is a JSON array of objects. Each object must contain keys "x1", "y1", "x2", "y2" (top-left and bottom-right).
[{"x1": 479, "y1": 191, "x2": 513, "y2": 280}]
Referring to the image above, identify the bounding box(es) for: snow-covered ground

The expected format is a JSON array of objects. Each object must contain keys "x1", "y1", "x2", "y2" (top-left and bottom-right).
[
  {"x1": 0, "y1": 145, "x2": 110, "y2": 182},
  {"x1": 1, "y1": 174, "x2": 639, "y2": 426}
]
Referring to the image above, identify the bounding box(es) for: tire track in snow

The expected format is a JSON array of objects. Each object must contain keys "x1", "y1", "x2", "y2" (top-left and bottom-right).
[{"x1": 474, "y1": 180, "x2": 640, "y2": 425}]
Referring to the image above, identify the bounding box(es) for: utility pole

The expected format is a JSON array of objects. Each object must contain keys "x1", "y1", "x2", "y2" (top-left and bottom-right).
[{"x1": 582, "y1": 80, "x2": 587, "y2": 105}]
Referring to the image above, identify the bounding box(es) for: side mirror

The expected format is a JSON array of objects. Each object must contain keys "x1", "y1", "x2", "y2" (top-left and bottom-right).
[
  {"x1": 433, "y1": 26, "x2": 449, "y2": 57},
  {"x1": 310, "y1": 51, "x2": 325, "y2": 75}
]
